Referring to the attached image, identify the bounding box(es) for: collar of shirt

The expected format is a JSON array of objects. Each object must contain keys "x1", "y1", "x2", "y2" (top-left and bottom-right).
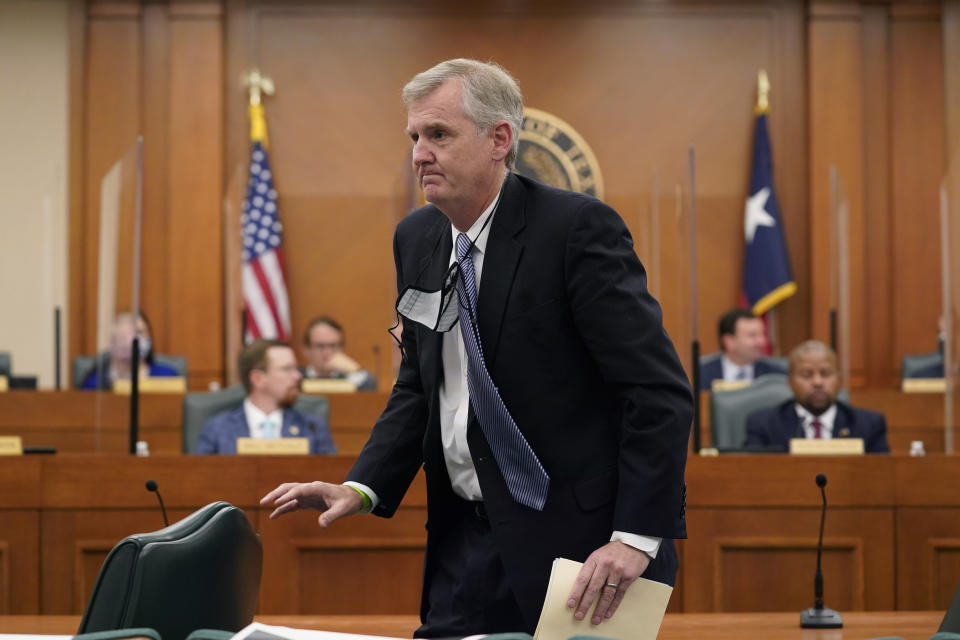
[
  {"x1": 720, "y1": 355, "x2": 754, "y2": 382},
  {"x1": 446, "y1": 186, "x2": 502, "y2": 277},
  {"x1": 243, "y1": 398, "x2": 284, "y2": 439},
  {"x1": 794, "y1": 402, "x2": 837, "y2": 439}
]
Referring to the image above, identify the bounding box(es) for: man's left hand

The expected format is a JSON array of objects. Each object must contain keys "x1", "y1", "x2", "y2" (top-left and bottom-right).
[{"x1": 566, "y1": 541, "x2": 651, "y2": 625}]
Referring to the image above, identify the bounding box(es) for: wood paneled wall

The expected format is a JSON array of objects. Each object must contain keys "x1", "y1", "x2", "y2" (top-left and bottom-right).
[
  {"x1": 71, "y1": 1, "x2": 224, "y2": 389},
  {"x1": 70, "y1": 0, "x2": 959, "y2": 388}
]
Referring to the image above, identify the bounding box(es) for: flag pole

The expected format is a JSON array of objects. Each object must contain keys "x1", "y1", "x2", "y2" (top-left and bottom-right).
[{"x1": 688, "y1": 146, "x2": 700, "y2": 453}]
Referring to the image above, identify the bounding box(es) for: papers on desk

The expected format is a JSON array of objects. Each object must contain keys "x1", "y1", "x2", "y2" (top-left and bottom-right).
[
  {"x1": 534, "y1": 558, "x2": 672, "y2": 640},
  {"x1": 232, "y1": 622, "x2": 407, "y2": 640}
]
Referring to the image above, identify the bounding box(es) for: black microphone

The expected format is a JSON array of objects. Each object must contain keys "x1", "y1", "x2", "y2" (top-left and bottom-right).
[
  {"x1": 145, "y1": 479, "x2": 169, "y2": 527},
  {"x1": 801, "y1": 473, "x2": 842, "y2": 628}
]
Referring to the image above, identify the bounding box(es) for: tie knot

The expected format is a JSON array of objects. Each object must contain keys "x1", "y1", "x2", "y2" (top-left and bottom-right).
[{"x1": 456, "y1": 233, "x2": 472, "y2": 262}]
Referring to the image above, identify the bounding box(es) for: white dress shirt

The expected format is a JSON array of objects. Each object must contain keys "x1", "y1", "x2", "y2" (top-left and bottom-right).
[
  {"x1": 795, "y1": 403, "x2": 837, "y2": 440},
  {"x1": 721, "y1": 355, "x2": 755, "y2": 383},
  {"x1": 243, "y1": 399, "x2": 283, "y2": 439}
]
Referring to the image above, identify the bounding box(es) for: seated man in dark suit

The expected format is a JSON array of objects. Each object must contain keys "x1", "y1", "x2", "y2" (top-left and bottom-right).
[
  {"x1": 700, "y1": 308, "x2": 785, "y2": 390},
  {"x1": 744, "y1": 340, "x2": 889, "y2": 453},
  {"x1": 196, "y1": 339, "x2": 337, "y2": 455}
]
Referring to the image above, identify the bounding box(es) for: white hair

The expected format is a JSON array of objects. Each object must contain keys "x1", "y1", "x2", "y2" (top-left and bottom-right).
[{"x1": 402, "y1": 58, "x2": 523, "y2": 170}]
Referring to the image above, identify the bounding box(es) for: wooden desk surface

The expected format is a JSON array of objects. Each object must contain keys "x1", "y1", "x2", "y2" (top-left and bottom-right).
[
  {"x1": 0, "y1": 611, "x2": 946, "y2": 639},
  {"x1": 0, "y1": 388, "x2": 957, "y2": 456},
  {"x1": 0, "y1": 390, "x2": 389, "y2": 455}
]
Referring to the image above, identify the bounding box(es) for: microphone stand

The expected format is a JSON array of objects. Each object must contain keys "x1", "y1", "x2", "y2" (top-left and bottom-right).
[{"x1": 801, "y1": 474, "x2": 843, "y2": 628}]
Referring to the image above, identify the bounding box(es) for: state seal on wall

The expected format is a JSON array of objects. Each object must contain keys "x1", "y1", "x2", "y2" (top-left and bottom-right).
[{"x1": 516, "y1": 107, "x2": 604, "y2": 200}]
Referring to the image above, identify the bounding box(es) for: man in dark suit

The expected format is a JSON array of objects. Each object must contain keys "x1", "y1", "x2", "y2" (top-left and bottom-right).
[
  {"x1": 700, "y1": 308, "x2": 786, "y2": 390},
  {"x1": 196, "y1": 339, "x2": 336, "y2": 455},
  {"x1": 261, "y1": 59, "x2": 692, "y2": 637},
  {"x1": 744, "y1": 340, "x2": 889, "y2": 453}
]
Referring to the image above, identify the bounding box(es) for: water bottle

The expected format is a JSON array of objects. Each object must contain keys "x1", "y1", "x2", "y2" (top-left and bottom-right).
[
  {"x1": 136, "y1": 440, "x2": 150, "y2": 457},
  {"x1": 909, "y1": 440, "x2": 926, "y2": 457}
]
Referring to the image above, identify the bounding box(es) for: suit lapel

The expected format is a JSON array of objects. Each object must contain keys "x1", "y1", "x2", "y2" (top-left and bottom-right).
[
  {"x1": 833, "y1": 403, "x2": 853, "y2": 439},
  {"x1": 416, "y1": 214, "x2": 452, "y2": 389},
  {"x1": 477, "y1": 174, "x2": 526, "y2": 366}
]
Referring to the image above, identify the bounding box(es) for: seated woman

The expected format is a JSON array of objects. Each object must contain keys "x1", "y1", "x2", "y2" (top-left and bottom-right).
[{"x1": 81, "y1": 311, "x2": 179, "y2": 390}]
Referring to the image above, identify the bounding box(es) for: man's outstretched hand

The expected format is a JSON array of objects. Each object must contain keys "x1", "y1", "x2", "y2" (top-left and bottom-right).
[{"x1": 259, "y1": 481, "x2": 363, "y2": 528}]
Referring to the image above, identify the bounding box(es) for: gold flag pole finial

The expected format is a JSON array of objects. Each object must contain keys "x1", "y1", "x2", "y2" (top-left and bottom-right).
[
  {"x1": 242, "y1": 68, "x2": 275, "y2": 144},
  {"x1": 756, "y1": 69, "x2": 770, "y2": 115}
]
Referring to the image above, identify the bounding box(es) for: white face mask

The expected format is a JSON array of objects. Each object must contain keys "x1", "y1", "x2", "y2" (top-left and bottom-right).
[
  {"x1": 137, "y1": 336, "x2": 152, "y2": 359},
  {"x1": 395, "y1": 261, "x2": 462, "y2": 333}
]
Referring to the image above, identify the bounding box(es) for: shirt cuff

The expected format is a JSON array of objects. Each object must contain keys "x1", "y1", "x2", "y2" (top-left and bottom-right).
[
  {"x1": 343, "y1": 481, "x2": 379, "y2": 514},
  {"x1": 611, "y1": 531, "x2": 661, "y2": 559}
]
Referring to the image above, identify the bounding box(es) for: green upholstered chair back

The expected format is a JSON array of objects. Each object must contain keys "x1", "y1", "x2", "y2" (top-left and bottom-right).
[
  {"x1": 710, "y1": 373, "x2": 793, "y2": 449},
  {"x1": 78, "y1": 501, "x2": 262, "y2": 640},
  {"x1": 699, "y1": 351, "x2": 721, "y2": 367},
  {"x1": 182, "y1": 385, "x2": 247, "y2": 453},
  {"x1": 185, "y1": 630, "x2": 235, "y2": 640},
  {"x1": 939, "y1": 577, "x2": 960, "y2": 633},
  {"x1": 760, "y1": 355, "x2": 789, "y2": 372},
  {"x1": 902, "y1": 351, "x2": 943, "y2": 379},
  {"x1": 182, "y1": 385, "x2": 331, "y2": 453},
  {"x1": 74, "y1": 351, "x2": 188, "y2": 388},
  {"x1": 0, "y1": 352, "x2": 10, "y2": 378},
  {"x1": 74, "y1": 628, "x2": 161, "y2": 640},
  {"x1": 294, "y1": 393, "x2": 330, "y2": 424}
]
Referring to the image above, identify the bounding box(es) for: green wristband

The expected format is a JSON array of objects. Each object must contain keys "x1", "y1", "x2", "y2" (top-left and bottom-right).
[{"x1": 347, "y1": 484, "x2": 372, "y2": 512}]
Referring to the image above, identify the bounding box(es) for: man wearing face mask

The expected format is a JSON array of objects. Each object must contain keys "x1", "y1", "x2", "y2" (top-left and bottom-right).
[
  {"x1": 195, "y1": 339, "x2": 336, "y2": 455},
  {"x1": 261, "y1": 59, "x2": 691, "y2": 637},
  {"x1": 744, "y1": 340, "x2": 889, "y2": 453},
  {"x1": 80, "y1": 311, "x2": 178, "y2": 390}
]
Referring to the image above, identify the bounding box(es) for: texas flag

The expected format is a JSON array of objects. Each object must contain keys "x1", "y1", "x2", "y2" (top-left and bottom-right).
[{"x1": 742, "y1": 111, "x2": 796, "y2": 314}]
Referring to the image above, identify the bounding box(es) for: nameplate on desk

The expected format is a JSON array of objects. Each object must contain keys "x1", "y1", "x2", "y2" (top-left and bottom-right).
[
  {"x1": 0, "y1": 435, "x2": 23, "y2": 455},
  {"x1": 789, "y1": 437, "x2": 864, "y2": 455},
  {"x1": 711, "y1": 379, "x2": 751, "y2": 392},
  {"x1": 0, "y1": 376, "x2": 7, "y2": 392},
  {"x1": 237, "y1": 437, "x2": 309, "y2": 455},
  {"x1": 301, "y1": 378, "x2": 357, "y2": 394},
  {"x1": 901, "y1": 378, "x2": 946, "y2": 393},
  {"x1": 113, "y1": 377, "x2": 187, "y2": 394}
]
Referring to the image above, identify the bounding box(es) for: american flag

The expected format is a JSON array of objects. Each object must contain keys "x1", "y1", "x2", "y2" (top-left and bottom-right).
[{"x1": 242, "y1": 140, "x2": 291, "y2": 342}]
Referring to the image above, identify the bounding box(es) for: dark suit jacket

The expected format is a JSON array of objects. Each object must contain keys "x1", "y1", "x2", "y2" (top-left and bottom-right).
[
  {"x1": 744, "y1": 400, "x2": 890, "y2": 453},
  {"x1": 699, "y1": 357, "x2": 786, "y2": 390},
  {"x1": 346, "y1": 173, "x2": 693, "y2": 630},
  {"x1": 195, "y1": 405, "x2": 336, "y2": 455}
]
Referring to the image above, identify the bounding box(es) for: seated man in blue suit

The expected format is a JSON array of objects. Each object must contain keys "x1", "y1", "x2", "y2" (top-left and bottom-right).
[
  {"x1": 196, "y1": 339, "x2": 337, "y2": 455},
  {"x1": 744, "y1": 340, "x2": 889, "y2": 453},
  {"x1": 700, "y1": 308, "x2": 785, "y2": 390}
]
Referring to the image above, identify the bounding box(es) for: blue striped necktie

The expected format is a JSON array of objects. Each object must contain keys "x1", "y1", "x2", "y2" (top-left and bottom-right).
[{"x1": 456, "y1": 232, "x2": 550, "y2": 511}]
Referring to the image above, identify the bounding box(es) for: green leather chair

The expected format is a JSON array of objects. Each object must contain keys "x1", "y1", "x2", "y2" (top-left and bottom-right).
[
  {"x1": 182, "y1": 385, "x2": 246, "y2": 453},
  {"x1": 901, "y1": 351, "x2": 943, "y2": 379},
  {"x1": 185, "y1": 630, "x2": 234, "y2": 640},
  {"x1": 78, "y1": 501, "x2": 261, "y2": 640},
  {"x1": 74, "y1": 629, "x2": 161, "y2": 640},
  {"x1": 181, "y1": 385, "x2": 331, "y2": 453},
  {"x1": 74, "y1": 352, "x2": 188, "y2": 389},
  {"x1": 0, "y1": 351, "x2": 10, "y2": 378},
  {"x1": 709, "y1": 373, "x2": 793, "y2": 449}
]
